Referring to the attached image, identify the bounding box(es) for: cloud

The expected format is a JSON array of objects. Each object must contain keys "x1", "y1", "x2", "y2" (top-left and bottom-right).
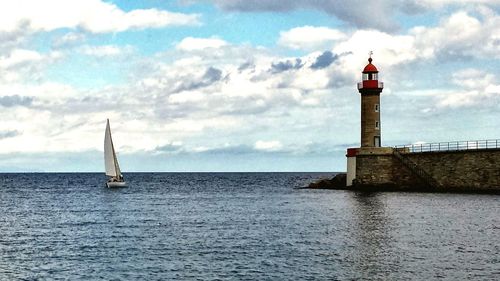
[
  {"x1": 0, "y1": 95, "x2": 33, "y2": 107},
  {"x1": 153, "y1": 142, "x2": 184, "y2": 154},
  {"x1": 333, "y1": 30, "x2": 416, "y2": 69},
  {"x1": 176, "y1": 37, "x2": 228, "y2": 51},
  {"x1": 0, "y1": 130, "x2": 21, "y2": 139},
  {"x1": 203, "y1": 67, "x2": 224, "y2": 82},
  {"x1": 203, "y1": 0, "x2": 410, "y2": 31},
  {"x1": 238, "y1": 61, "x2": 254, "y2": 72},
  {"x1": 418, "y1": 0, "x2": 500, "y2": 9},
  {"x1": 80, "y1": 45, "x2": 132, "y2": 57},
  {"x1": 0, "y1": 49, "x2": 62, "y2": 83},
  {"x1": 205, "y1": 0, "x2": 500, "y2": 31},
  {"x1": 0, "y1": 25, "x2": 31, "y2": 53},
  {"x1": 254, "y1": 140, "x2": 283, "y2": 152},
  {"x1": 153, "y1": 141, "x2": 288, "y2": 155},
  {"x1": 173, "y1": 66, "x2": 223, "y2": 93},
  {"x1": 278, "y1": 26, "x2": 345, "y2": 50},
  {"x1": 0, "y1": 49, "x2": 43, "y2": 68},
  {"x1": 452, "y1": 69, "x2": 495, "y2": 89},
  {"x1": 411, "y1": 9, "x2": 500, "y2": 59},
  {"x1": 310, "y1": 51, "x2": 338, "y2": 69},
  {"x1": 317, "y1": 8, "x2": 498, "y2": 87},
  {"x1": 192, "y1": 144, "x2": 256, "y2": 155},
  {"x1": 270, "y1": 58, "x2": 303, "y2": 73},
  {"x1": 436, "y1": 69, "x2": 499, "y2": 108},
  {"x1": 52, "y1": 32, "x2": 86, "y2": 47},
  {"x1": 0, "y1": 0, "x2": 200, "y2": 34}
]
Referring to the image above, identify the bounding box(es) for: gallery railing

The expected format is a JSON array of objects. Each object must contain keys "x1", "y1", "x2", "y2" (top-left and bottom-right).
[
  {"x1": 357, "y1": 81, "x2": 384, "y2": 89},
  {"x1": 394, "y1": 139, "x2": 500, "y2": 153}
]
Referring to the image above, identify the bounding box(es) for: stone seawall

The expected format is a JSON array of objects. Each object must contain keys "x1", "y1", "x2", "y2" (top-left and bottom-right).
[{"x1": 355, "y1": 148, "x2": 500, "y2": 192}]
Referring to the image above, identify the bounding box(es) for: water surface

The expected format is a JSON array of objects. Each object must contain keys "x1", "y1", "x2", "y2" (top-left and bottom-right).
[{"x1": 0, "y1": 173, "x2": 498, "y2": 280}]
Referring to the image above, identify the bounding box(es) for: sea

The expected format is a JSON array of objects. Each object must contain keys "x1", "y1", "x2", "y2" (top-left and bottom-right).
[{"x1": 0, "y1": 172, "x2": 498, "y2": 280}]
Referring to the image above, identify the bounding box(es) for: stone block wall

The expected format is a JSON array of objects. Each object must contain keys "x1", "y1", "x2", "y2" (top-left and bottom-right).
[
  {"x1": 354, "y1": 148, "x2": 500, "y2": 192},
  {"x1": 406, "y1": 149, "x2": 500, "y2": 191}
]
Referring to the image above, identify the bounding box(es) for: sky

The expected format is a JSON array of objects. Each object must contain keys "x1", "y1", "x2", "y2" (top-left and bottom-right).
[{"x1": 0, "y1": 0, "x2": 499, "y2": 172}]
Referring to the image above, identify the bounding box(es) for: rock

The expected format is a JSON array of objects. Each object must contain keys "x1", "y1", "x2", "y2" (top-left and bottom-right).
[{"x1": 307, "y1": 173, "x2": 347, "y2": 189}]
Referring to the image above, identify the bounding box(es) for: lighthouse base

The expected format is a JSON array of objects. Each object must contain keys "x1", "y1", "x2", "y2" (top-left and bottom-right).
[{"x1": 350, "y1": 147, "x2": 500, "y2": 193}]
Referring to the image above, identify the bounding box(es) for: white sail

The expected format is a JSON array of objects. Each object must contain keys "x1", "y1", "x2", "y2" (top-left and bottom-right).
[{"x1": 104, "y1": 119, "x2": 121, "y2": 177}]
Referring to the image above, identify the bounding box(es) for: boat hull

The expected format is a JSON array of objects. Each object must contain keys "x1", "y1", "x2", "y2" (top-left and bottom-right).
[{"x1": 106, "y1": 181, "x2": 127, "y2": 188}]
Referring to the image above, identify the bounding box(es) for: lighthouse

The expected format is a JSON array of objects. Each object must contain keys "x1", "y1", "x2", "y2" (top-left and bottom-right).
[
  {"x1": 346, "y1": 54, "x2": 384, "y2": 186},
  {"x1": 357, "y1": 54, "x2": 383, "y2": 147}
]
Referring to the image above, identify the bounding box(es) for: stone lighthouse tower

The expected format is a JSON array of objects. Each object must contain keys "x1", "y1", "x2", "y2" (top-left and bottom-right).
[
  {"x1": 346, "y1": 54, "x2": 385, "y2": 186},
  {"x1": 357, "y1": 54, "x2": 384, "y2": 147}
]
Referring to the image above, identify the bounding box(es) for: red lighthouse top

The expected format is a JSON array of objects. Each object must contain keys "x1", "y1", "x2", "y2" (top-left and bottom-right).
[
  {"x1": 363, "y1": 57, "x2": 378, "y2": 73},
  {"x1": 358, "y1": 55, "x2": 383, "y2": 90}
]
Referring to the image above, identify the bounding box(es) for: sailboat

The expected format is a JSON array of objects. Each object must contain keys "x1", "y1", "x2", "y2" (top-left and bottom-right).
[{"x1": 104, "y1": 119, "x2": 127, "y2": 188}]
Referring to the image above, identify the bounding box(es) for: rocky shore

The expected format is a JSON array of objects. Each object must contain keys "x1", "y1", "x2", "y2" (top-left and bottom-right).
[
  {"x1": 305, "y1": 173, "x2": 500, "y2": 194},
  {"x1": 306, "y1": 173, "x2": 347, "y2": 189}
]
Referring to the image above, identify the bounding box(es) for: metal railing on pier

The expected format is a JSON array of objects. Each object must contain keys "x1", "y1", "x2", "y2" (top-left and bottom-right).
[{"x1": 394, "y1": 139, "x2": 500, "y2": 153}]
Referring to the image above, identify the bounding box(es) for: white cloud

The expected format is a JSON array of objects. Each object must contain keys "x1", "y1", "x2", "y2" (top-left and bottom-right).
[
  {"x1": 327, "y1": 8, "x2": 499, "y2": 81},
  {"x1": 436, "y1": 90, "x2": 481, "y2": 108},
  {"x1": 168, "y1": 91, "x2": 206, "y2": 104},
  {"x1": 0, "y1": 49, "x2": 43, "y2": 68},
  {"x1": 53, "y1": 32, "x2": 86, "y2": 47},
  {"x1": 452, "y1": 69, "x2": 495, "y2": 89},
  {"x1": 0, "y1": 49, "x2": 62, "y2": 83},
  {"x1": 334, "y1": 30, "x2": 416, "y2": 67},
  {"x1": 176, "y1": 37, "x2": 228, "y2": 51},
  {"x1": 411, "y1": 10, "x2": 499, "y2": 59},
  {"x1": 0, "y1": 0, "x2": 200, "y2": 34},
  {"x1": 81, "y1": 45, "x2": 132, "y2": 57},
  {"x1": 436, "y1": 69, "x2": 499, "y2": 108},
  {"x1": 254, "y1": 140, "x2": 283, "y2": 151},
  {"x1": 278, "y1": 26, "x2": 345, "y2": 50}
]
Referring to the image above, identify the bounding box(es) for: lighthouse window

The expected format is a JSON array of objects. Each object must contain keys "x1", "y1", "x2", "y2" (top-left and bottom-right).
[
  {"x1": 373, "y1": 73, "x2": 378, "y2": 80},
  {"x1": 362, "y1": 73, "x2": 368, "y2": 80},
  {"x1": 374, "y1": 104, "x2": 379, "y2": 112},
  {"x1": 375, "y1": 121, "x2": 380, "y2": 129},
  {"x1": 368, "y1": 73, "x2": 373, "y2": 80}
]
